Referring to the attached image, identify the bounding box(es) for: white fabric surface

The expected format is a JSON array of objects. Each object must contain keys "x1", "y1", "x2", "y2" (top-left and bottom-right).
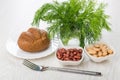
[{"x1": 0, "y1": 0, "x2": 120, "y2": 80}]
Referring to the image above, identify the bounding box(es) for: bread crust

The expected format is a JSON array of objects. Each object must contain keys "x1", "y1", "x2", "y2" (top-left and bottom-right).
[{"x1": 17, "y1": 28, "x2": 50, "y2": 52}]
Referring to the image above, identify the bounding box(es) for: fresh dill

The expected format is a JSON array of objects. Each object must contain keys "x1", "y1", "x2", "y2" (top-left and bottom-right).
[{"x1": 32, "y1": 0, "x2": 111, "y2": 47}]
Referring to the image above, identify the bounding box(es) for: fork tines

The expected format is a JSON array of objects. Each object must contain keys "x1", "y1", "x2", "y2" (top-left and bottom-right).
[{"x1": 23, "y1": 59, "x2": 41, "y2": 71}]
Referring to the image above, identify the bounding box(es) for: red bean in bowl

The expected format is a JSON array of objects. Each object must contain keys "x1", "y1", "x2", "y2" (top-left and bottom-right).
[{"x1": 56, "y1": 48, "x2": 83, "y2": 61}]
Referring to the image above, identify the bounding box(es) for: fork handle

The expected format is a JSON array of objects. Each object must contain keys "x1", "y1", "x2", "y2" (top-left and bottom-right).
[{"x1": 47, "y1": 67, "x2": 102, "y2": 76}]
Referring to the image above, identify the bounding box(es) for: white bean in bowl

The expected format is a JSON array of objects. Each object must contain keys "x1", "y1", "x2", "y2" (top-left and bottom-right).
[{"x1": 84, "y1": 42, "x2": 115, "y2": 62}]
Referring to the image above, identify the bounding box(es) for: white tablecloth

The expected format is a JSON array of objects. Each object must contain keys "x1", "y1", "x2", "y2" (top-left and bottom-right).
[{"x1": 0, "y1": 0, "x2": 120, "y2": 80}]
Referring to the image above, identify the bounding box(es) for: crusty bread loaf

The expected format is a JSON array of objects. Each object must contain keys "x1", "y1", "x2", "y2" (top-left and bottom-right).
[{"x1": 17, "y1": 27, "x2": 50, "y2": 52}]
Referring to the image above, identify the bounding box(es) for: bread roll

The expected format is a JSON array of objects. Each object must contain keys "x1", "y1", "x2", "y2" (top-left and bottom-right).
[{"x1": 17, "y1": 27, "x2": 50, "y2": 52}]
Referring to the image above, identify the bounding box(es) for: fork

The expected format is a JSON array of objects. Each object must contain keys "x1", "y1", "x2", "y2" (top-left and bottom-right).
[{"x1": 23, "y1": 59, "x2": 102, "y2": 76}]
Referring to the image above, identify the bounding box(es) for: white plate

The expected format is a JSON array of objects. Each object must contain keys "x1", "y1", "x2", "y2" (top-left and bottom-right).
[{"x1": 6, "y1": 38, "x2": 59, "y2": 59}]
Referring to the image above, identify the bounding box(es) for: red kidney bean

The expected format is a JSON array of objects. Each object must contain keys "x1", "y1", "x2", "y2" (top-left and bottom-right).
[{"x1": 56, "y1": 48, "x2": 82, "y2": 61}]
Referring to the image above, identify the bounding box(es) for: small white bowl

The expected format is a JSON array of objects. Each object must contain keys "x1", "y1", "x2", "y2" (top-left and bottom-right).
[
  {"x1": 55, "y1": 46, "x2": 84, "y2": 65},
  {"x1": 84, "y1": 42, "x2": 115, "y2": 62}
]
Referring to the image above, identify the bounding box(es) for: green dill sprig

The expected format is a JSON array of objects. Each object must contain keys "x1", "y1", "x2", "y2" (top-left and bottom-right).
[{"x1": 32, "y1": 0, "x2": 111, "y2": 47}]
